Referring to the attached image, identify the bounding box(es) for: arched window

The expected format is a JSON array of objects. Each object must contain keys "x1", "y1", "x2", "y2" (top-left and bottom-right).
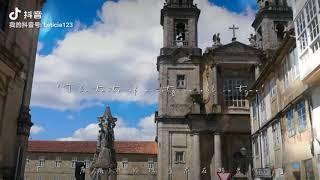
[
  {"x1": 265, "y1": 1, "x2": 270, "y2": 7},
  {"x1": 275, "y1": 23, "x2": 285, "y2": 41},
  {"x1": 175, "y1": 22, "x2": 186, "y2": 41}
]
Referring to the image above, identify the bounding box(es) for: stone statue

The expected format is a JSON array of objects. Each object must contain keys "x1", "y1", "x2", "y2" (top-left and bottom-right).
[
  {"x1": 90, "y1": 106, "x2": 117, "y2": 180},
  {"x1": 212, "y1": 33, "x2": 221, "y2": 45},
  {"x1": 249, "y1": 33, "x2": 257, "y2": 47}
]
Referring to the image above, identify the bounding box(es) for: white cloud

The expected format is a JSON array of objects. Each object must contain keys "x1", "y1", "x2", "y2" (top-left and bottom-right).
[
  {"x1": 37, "y1": 42, "x2": 43, "y2": 53},
  {"x1": 31, "y1": 125, "x2": 45, "y2": 135},
  {"x1": 31, "y1": 0, "x2": 255, "y2": 111},
  {"x1": 57, "y1": 114, "x2": 156, "y2": 141},
  {"x1": 196, "y1": 0, "x2": 255, "y2": 47}
]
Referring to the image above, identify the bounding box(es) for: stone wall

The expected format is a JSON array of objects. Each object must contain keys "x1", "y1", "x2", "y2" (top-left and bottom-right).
[{"x1": 25, "y1": 152, "x2": 157, "y2": 180}]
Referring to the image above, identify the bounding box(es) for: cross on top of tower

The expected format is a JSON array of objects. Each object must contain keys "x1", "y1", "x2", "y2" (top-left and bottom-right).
[{"x1": 229, "y1": 24, "x2": 239, "y2": 42}]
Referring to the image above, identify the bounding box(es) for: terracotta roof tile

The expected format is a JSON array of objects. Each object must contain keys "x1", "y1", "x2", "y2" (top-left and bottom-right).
[{"x1": 28, "y1": 141, "x2": 157, "y2": 155}]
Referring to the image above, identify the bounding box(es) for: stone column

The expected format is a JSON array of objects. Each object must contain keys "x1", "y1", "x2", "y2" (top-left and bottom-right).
[
  {"x1": 192, "y1": 132, "x2": 201, "y2": 180},
  {"x1": 214, "y1": 133, "x2": 222, "y2": 180},
  {"x1": 211, "y1": 65, "x2": 218, "y2": 105}
]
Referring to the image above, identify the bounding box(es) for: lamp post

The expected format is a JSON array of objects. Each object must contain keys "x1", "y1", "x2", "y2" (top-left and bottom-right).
[
  {"x1": 239, "y1": 147, "x2": 253, "y2": 180},
  {"x1": 184, "y1": 167, "x2": 190, "y2": 180},
  {"x1": 240, "y1": 147, "x2": 247, "y2": 157}
]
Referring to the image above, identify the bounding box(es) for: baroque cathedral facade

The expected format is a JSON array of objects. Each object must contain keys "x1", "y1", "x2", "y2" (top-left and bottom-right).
[{"x1": 155, "y1": 0, "x2": 292, "y2": 179}]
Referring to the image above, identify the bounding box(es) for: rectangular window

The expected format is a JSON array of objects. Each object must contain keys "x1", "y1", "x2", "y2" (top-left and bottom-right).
[
  {"x1": 148, "y1": 158, "x2": 154, "y2": 170},
  {"x1": 122, "y1": 158, "x2": 128, "y2": 169},
  {"x1": 289, "y1": 46, "x2": 300, "y2": 79},
  {"x1": 295, "y1": 0, "x2": 320, "y2": 54},
  {"x1": 253, "y1": 137, "x2": 259, "y2": 159},
  {"x1": 282, "y1": 57, "x2": 290, "y2": 88},
  {"x1": 311, "y1": 38, "x2": 320, "y2": 53},
  {"x1": 53, "y1": 176, "x2": 60, "y2": 180},
  {"x1": 37, "y1": 176, "x2": 43, "y2": 180},
  {"x1": 55, "y1": 161, "x2": 61, "y2": 168},
  {"x1": 305, "y1": 0, "x2": 317, "y2": 22},
  {"x1": 298, "y1": 32, "x2": 308, "y2": 51},
  {"x1": 296, "y1": 12, "x2": 308, "y2": 52},
  {"x1": 38, "y1": 157, "x2": 45, "y2": 167},
  {"x1": 297, "y1": 100, "x2": 307, "y2": 131},
  {"x1": 85, "y1": 159, "x2": 90, "y2": 168},
  {"x1": 0, "y1": 0, "x2": 9, "y2": 30},
  {"x1": 262, "y1": 131, "x2": 270, "y2": 166},
  {"x1": 252, "y1": 98, "x2": 258, "y2": 118},
  {"x1": 296, "y1": 13, "x2": 306, "y2": 35},
  {"x1": 270, "y1": 78, "x2": 277, "y2": 98},
  {"x1": 176, "y1": 75, "x2": 186, "y2": 88},
  {"x1": 308, "y1": 17, "x2": 319, "y2": 41},
  {"x1": 223, "y1": 79, "x2": 247, "y2": 107},
  {"x1": 71, "y1": 157, "x2": 77, "y2": 168},
  {"x1": 304, "y1": 159, "x2": 315, "y2": 180},
  {"x1": 55, "y1": 157, "x2": 61, "y2": 168},
  {"x1": 259, "y1": 92, "x2": 266, "y2": 124},
  {"x1": 272, "y1": 122, "x2": 281, "y2": 146},
  {"x1": 175, "y1": 151, "x2": 184, "y2": 162},
  {"x1": 287, "y1": 108, "x2": 295, "y2": 137}
]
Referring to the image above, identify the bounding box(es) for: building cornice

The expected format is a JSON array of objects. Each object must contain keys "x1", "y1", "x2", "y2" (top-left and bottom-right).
[{"x1": 252, "y1": 6, "x2": 293, "y2": 28}]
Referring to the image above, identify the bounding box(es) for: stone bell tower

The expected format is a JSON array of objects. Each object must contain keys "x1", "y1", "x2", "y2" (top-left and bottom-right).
[
  {"x1": 156, "y1": 0, "x2": 203, "y2": 180},
  {"x1": 158, "y1": 0, "x2": 202, "y2": 117},
  {"x1": 162, "y1": 0, "x2": 200, "y2": 49},
  {"x1": 252, "y1": 0, "x2": 293, "y2": 51}
]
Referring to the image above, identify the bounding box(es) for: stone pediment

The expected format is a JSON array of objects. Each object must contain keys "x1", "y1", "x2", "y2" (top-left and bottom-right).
[
  {"x1": 203, "y1": 41, "x2": 264, "y2": 64},
  {"x1": 206, "y1": 41, "x2": 262, "y2": 55}
]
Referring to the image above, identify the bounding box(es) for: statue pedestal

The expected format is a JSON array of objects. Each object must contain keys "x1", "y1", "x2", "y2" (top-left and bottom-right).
[
  {"x1": 99, "y1": 174, "x2": 111, "y2": 180},
  {"x1": 89, "y1": 168, "x2": 117, "y2": 180},
  {"x1": 96, "y1": 173, "x2": 116, "y2": 180},
  {"x1": 108, "y1": 169, "x2": 117, "y2": 180}
]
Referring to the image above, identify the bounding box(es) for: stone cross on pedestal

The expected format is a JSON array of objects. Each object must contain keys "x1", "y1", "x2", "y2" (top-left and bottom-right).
[{"x1": 229, "y1": 24, "x2": 239, "y2": 42}]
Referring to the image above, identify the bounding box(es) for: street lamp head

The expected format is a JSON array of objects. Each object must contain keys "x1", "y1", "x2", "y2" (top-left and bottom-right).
[{"x1": 240, "y1": 147, "x2": 247, "y2": 156}]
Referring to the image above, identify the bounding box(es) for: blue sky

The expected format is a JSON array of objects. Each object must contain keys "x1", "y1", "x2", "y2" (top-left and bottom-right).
[{"x1": 30, "y1": 0, "x2": 257, "y2": 141}]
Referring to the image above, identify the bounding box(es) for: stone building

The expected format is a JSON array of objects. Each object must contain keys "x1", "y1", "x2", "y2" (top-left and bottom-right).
[
  {"x1": 0, "y1": 0, "x2": 45, "y2": 179},
  {"x1": 25, "y1": 141, "x2": 158, "y2": 180},
  {"x1": 155, "y1": 0, "x2": 266, "y2": 179},
  {"x1": 247, "y1": 0, "x2": 320, "y2": 179},
  {"x1": 247, "y1": 22, "x2": 318, "y2": 179},
  {"x1": 291, "y1": 0, "x2": 320, "y2": 177}
]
